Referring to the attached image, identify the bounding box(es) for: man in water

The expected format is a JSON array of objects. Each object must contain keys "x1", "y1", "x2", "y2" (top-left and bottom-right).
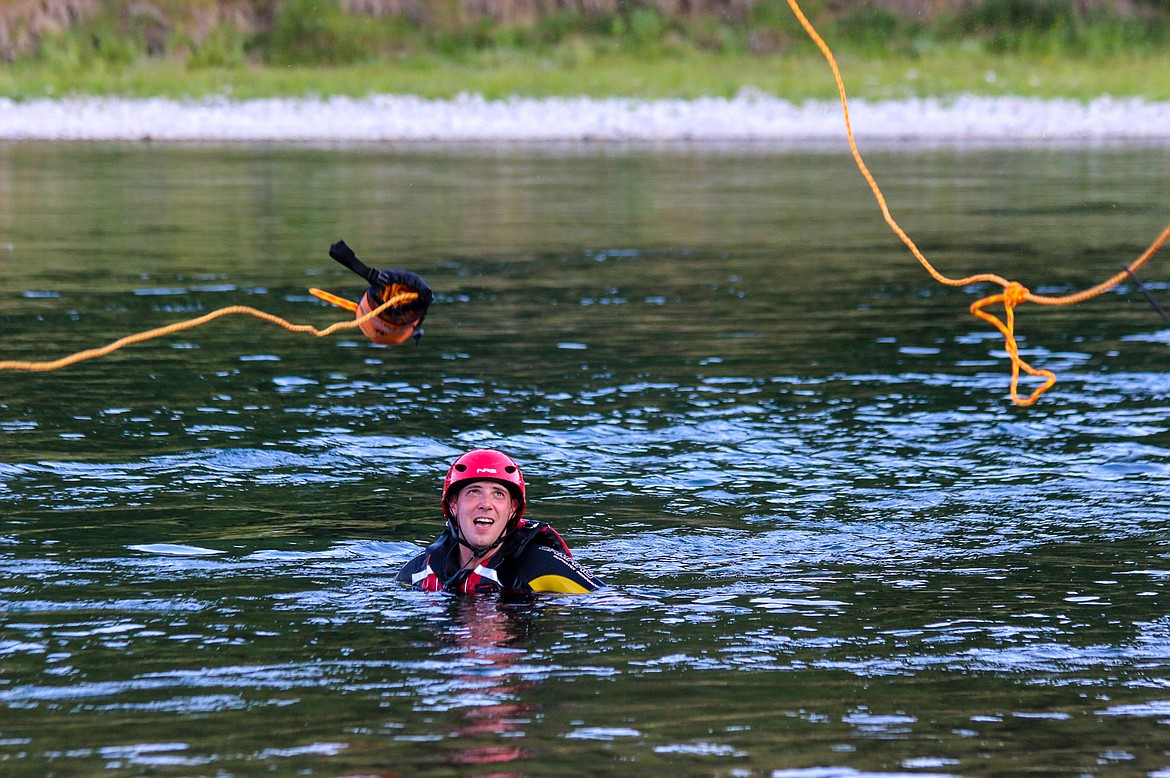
[{"x1": 396, "y1": 448, "x2": 603, "y2": 595}]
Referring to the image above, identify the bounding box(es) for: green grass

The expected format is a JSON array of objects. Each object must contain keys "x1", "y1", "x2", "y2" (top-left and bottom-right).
[
  {"x1": 2, "y1": 46, "x2": 1169, "y2": 102},
  {"x1": 3, "y1": 0, "x2": 1170, "y2": 102}
]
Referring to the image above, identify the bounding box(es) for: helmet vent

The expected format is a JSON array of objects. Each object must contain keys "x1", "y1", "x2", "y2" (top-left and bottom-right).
[
  {"x1": 454, "y1": 464, "x2": 467, "y2": 472},
  {"x1": 504, "y1": 466, "x2": 516, "y2": 473}
]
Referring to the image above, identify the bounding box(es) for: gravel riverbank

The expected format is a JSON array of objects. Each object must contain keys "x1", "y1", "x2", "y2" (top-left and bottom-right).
[{"x1": 2, "y1": 92, "x2": 1169, "y2": 143}]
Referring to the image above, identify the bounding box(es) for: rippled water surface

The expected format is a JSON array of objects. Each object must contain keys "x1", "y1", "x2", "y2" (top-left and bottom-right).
[{"x1": 2, "y1": 141, "x2": 1170, "y2": 777}]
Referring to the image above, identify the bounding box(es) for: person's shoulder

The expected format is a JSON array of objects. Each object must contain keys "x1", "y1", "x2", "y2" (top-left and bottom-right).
[
  {"x1": 396, "y1": 532, "x2": 455, "y2": 585},
  {"x1": 394, "y1": 548, "x2": 429, "y2": 584},
  {"x1": 514, "y1": 542, "x2": 604, "y2": 593}
]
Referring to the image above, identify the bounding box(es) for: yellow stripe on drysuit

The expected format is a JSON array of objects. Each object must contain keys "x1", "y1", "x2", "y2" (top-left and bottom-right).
[{"x1": 528, "y1": 575, "x2": 591, "y2": 594}]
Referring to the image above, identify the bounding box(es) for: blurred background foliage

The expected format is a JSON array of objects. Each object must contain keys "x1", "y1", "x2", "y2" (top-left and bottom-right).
[{"x1": 3, "y1": 0, "x2": 1169, "y2": 69}]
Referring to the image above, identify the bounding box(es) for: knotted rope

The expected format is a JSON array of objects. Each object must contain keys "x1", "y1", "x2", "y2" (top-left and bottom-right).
[{"x1": 786, "y1": 0, "x2": 1170, "y2": 405}]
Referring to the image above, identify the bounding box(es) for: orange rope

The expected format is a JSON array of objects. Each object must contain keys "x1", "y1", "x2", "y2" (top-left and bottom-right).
[
  {"x1": 786, "y1": 0, "x2": 1170, "y2": 405},
  {"x1": 0, "y1": 290, "x2": 418, "y2": 373}
]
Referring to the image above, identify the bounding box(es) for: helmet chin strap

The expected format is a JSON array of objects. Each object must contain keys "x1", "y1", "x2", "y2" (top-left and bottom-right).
[
  {"x1": 449, "y1": 509, "x2": 517, "y2": 560},
  {"x1": 439, "y1": 509, "x2": 518, "y2": 593},
  {"x1": 458, "y1": 534, "x2": 504, "y2": 559},
  {"x1": 451, "y1": 520, "x2": 504, "y2": 559}
]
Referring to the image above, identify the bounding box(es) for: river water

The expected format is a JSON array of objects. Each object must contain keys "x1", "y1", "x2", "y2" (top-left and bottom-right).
[{"x1": 1, "y1": 140, "x2": 1169, "y2": 777}]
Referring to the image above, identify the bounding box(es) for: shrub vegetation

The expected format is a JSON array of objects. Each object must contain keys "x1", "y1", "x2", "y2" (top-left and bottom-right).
[{"x1": 1, "y1": 0, "x2": 1168, "y2": 99}]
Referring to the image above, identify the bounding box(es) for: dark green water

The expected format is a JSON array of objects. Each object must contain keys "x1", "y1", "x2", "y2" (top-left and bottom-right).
[{"x1": 1, "y1": 141, "x2": 1169, "y2": 777}]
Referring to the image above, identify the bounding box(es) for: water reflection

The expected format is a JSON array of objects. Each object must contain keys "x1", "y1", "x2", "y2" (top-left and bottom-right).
[{"x1": 434, "y1": 598, "x2": 538, "y2": 771}]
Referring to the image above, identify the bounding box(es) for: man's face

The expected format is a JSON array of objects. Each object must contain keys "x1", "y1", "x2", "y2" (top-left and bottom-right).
[{"x1": 450, "y1": 480, "x2": 517, "y2": 550}]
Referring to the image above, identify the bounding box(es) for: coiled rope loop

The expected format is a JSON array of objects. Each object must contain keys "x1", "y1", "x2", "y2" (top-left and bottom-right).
[{"x1": 786, "y1": 0, "x2": 1170, "y2": 406}]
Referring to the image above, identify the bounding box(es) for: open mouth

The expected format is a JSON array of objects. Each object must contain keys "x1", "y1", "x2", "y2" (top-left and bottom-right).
[{"x1": 473, "y1": 517, "x2": 495, "y2": 527}]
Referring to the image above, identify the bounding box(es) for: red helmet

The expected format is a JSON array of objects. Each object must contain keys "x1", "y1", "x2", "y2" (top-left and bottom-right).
[{"x1": 441, "y1": 449, "x2": 527, "y2": 524}]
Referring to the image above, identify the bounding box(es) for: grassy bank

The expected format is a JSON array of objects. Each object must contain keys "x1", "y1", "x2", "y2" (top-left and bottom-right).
[
  {"x1": 2, "y1": 0, "x2": 1170, "y2": 101},
  {"x1": 3, "y1": 48, "x2": 1170, "y2": 103}
]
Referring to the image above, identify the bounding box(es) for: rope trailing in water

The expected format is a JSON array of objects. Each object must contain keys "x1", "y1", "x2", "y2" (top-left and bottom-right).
[
  {"x1": 785, "y1": 0, "x2": 1170, "y2": 406},
  {"x1": 0, "y1": 291, "x2": 418, "y2": 373}
]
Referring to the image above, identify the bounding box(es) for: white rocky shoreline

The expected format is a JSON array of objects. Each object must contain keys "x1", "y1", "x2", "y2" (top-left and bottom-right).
[{"x1": 1, "y1": 91, "x2": 1169, "y2": 142}]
